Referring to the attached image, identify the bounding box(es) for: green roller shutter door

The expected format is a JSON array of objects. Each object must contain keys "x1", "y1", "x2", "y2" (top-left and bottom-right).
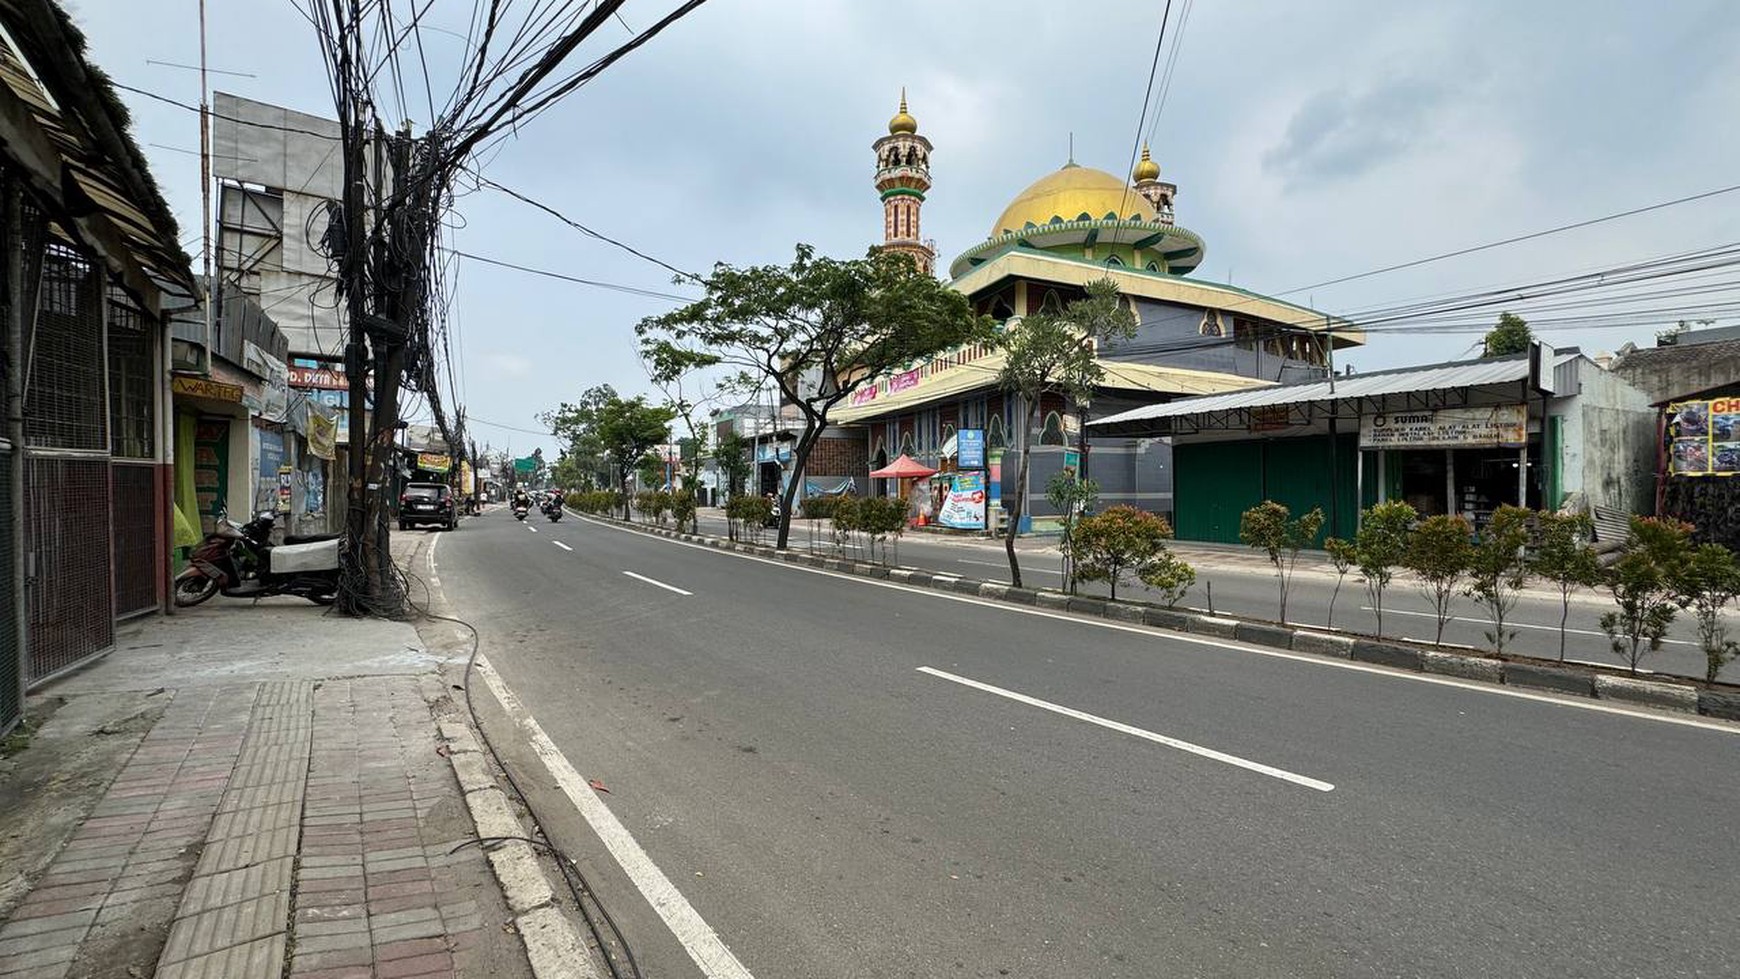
[{"x1": 1174, "y1": 441, "x2": 1264, "y2": 543}]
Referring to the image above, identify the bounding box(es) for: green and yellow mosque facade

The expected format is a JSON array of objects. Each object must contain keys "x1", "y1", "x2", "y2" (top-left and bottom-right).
[{"x1": 816, "y1": 96, "x2": 1365, "y2": 531}]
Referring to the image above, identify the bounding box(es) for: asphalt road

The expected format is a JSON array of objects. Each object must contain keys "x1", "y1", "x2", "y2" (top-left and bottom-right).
[
  {"x1": 693, "y1": 512, "x2": 1724, "y2": 682},
  {"x1": 435, "y1": 509, "x2": 1739, "y2": 978}
]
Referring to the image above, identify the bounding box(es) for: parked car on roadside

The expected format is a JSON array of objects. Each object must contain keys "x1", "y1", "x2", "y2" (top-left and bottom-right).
[{"x1": 399, "y1": 482, "x2": 457, "y2": 531}]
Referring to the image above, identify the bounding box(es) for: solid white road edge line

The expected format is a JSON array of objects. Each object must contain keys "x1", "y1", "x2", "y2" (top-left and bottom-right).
[
  {"x1": 918, "y1": 666, "x2": 1336, "y2": 792},
  {"x1": 622, "y1": 570, "x2": 692, "y2": 596},
  {"x1": 473, "y1": 654, "x2": 757, "y2": 979},
  {"x1": 553, "y1": 541, "x2": 573, "y2": 552},
  {"x1": 1362, "y1": 605, "x2": 1695, "y2": 647},
  {"x1": 565, "y1": 512, "x2": 1740, "y2": 737}
]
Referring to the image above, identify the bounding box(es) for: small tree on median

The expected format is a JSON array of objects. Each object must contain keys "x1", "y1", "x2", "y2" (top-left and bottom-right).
[
  {"x1": 995, "y1": 278, "x2": 1138, "y2": 589},
  {"x1": 1239, "y1": 501, "x2": 1325, "y2": 624},
  {"x1": 1530, "y1": 510, "x2": 1602, "y2": 662},
  {"x1": 1678, "y1": 543, "x2": 1740, "y2": 684},
  {"x1": 1069, "y1": 505, "x2": 1170, "y2": 602},
  {"x1": 597, "y1": 396, "x2": 675, "y2": 521},
  {"x1": 1324, "y1": 537, "x2": 1357, "y2": 629},
  {"x1": 1465, "y1": 505, "x2": 1533, "y2": 655},
  {"x1": 1047, "y1": 470, "x2": 1099, "y2": 594},
  {"x1": 1140, "y1": 550, "x2": 1197, "y2": 608},
  {"x1": 1404, "y1": 514, "x2": 1473, "y2": 644},
  {"x1": 1600, "y1": 516, "x2": 1694, "y2": 674},
  {"x1": 1355, "y1": 501, "x2": 1417, "y2": 638}
]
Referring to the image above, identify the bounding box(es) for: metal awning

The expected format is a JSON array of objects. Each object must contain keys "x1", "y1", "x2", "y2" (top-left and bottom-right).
[{"x1": 1090, "y1": 352, "x2": 1573, "y2": 437}]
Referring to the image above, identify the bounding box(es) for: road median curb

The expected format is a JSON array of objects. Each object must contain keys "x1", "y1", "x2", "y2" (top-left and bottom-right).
[{"x1": 570, "y1": 511, "x2": 1740, "y2": 723}]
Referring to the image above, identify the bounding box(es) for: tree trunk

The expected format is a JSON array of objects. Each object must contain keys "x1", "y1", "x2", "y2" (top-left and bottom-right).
[
  {"x1": 777, "y1": 423, "x2": 822, "y2": 550},
  {"x1": 1004, "y1": 404, "x2": 1038, "y2": 589}
]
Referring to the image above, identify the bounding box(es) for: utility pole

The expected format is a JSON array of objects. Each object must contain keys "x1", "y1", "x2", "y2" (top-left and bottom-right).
[
  {"x1": 197, "y1": 0, "x2": 213, "y2": 370},
  {"x1": 338, "y1": 74, "x2": 371, "y2": 614}
]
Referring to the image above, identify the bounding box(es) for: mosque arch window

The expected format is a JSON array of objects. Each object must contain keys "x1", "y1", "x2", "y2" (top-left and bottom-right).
[
  {"x1": 987, "y1": 415, "x2": 1006, "y2": 450},
  {"x1": 1041, "y1": 289, "x2": 1063, "y2": 312},
  {"x1": 1145, "y1": 261, "x2": 1160, "y2": 272},
  {"x1": 899, "y1": 431, "x2": 915, "y2": 457},
  {"x1": 1199, "y1": 309, "x2": 1224, "y2": 337},
  {"x1": 1040, "y1": 411, "x2": 1068, "y2": 446},
  {"x1": 1104, "y1": 255, "x2": 1123, "y2": 268}
]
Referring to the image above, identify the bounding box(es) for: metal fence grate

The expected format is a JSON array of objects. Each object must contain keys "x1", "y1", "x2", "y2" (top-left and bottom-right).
[
  {"x1": 25, "y1": 243, "x2": 105, "y2": 451},
  {"x1": 107, "y1": 289, "x2": 154, "y2": 459},
  {"x1": 0, "y1": 448, "x2": 17, "y2": 734},
  {"x1": 24, "y1": 456, "x2": 113, "y2": 683},
  {"x1": 111, "y1": 462, "x2": 158, "y2": 617}
]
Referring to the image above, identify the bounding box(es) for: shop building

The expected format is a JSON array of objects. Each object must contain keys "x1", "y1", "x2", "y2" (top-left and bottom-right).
[
  {"x1": 0, "y1": 0, "x2": 200, "y2": 727},
  {"x1": 1091, "y1": 349, "x2": 1658, "y2": 544},
  {"x1": 831, "y1": 96, "x2": 1359, "y2": 531}
]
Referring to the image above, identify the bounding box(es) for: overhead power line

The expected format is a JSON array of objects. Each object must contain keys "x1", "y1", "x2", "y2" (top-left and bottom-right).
[
  {"x1": 468, "y1": 171, "x2": 699, "y2": 281},
  {"x1": 111, "y1": 80, "x2": 340, "y2": 139},
  {"x1": 447, "y1": 248, "x2": 697, "y2": 302},
  {"x1": 1278, "y1": 181, "x2": 1740, "y2": 297}
]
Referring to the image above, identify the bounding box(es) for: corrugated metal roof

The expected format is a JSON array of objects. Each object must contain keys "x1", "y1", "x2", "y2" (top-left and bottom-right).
[{"x1": 1090, "y1": 353, "x2": 1551, "y2": 428}]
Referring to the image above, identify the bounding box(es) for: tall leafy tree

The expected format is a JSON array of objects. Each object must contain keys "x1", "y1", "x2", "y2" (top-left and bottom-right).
[
  {"x1": 995, "y1": 279, "x2": 1138, "y2": 588},
  {"x1": 638, "y1": 245, "x2": 989, "y2": 549},
  {"x1": 540, "y1": 384, "x2": 619, "y2": 489},
  {"x1": 596, "y1": 396, "x2": 675, "y2": 520},
  {"x1": 1481, "y1": 312, "x2": 1532, "y2": 358},
  {"x1": 641, "y1": 345, "x2": 733, "y2": 534},
  {"x1": 713, "y1": 430, "x2": 752, "y2": 499}
]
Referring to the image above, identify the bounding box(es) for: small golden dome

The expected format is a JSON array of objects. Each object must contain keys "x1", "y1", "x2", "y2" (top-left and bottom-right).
[
  {"x1": 888, "y1": 89, "x2": 917, "y2": 135},
  {"x1": 992, "y1": 164, "x2": 1158, "y2": 237},
  {"x1": 1133, "y1": 144, "x2": 1160, "y2": 182}
]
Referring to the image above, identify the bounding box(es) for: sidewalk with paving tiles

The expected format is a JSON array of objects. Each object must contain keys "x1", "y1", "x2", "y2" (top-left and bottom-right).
[{"x1": 0, "y1": 532, "x2": 540, "y2": 979}]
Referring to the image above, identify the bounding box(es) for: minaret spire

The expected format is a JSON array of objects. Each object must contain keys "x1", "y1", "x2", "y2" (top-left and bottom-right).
[{"x1": 872, "y1": 89, "x2": 935, "y2": 274}]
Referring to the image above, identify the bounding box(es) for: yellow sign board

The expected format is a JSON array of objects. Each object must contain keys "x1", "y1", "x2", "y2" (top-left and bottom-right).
[{"x1": 171, "y1": 375, "x2": 244, "y2": 403}]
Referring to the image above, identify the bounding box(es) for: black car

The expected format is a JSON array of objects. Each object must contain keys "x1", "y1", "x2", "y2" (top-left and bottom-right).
[{"x1": 400, "y1": 482, "x2": 457, "y2": 531}]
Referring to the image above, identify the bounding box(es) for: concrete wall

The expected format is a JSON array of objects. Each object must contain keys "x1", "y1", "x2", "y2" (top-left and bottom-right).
[
  {"x1": 212, "y1": 93, "x2": 350, "y2": 358},
  {"x1": 1569, "y1": 361, "x2": 1658, "y2": 515}
]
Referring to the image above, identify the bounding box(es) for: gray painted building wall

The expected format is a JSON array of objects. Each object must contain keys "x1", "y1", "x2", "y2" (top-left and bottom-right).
[{"x1": 1104, "y1": 297, "x2": 1327, "y2": 384}]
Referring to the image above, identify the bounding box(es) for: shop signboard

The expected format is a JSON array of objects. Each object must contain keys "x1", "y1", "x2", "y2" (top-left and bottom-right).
[
  {"x1": 957, "y1": 428, "x2": 986, "y2": 469},
  {"x1": 172, "y1": 375, "x2": 244, "y2": 403},
  {"x1": 1666, "y1": 397, "x2": 1740, "y2": 475},
  {"x1": 277, "y1": 465, "x2": 293, "y2": 513},
  {"x1": 418, "y1": 452, "x2": 452, "y2": 473},
  {"x1": 938, "y1": 472, "x2": 987, "y2": 529},
  {"x1": 288, "y1": 364, "x2": 347, "y2": 389},
  {"x1": 1359, "y1": 405, "x2": 1527, "y2": 450}
]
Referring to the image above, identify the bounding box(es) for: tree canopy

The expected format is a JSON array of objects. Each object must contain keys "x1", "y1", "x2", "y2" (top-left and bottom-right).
[
  {"x1": 595, "y1": 395, "x2": 675, "y2": 518},
  {"x1": 1482, "y1": 312, "x2": 1532, "y2": 358},
  {"x1": 637, "y1": 244, "x2": 990, "y2": 547}
]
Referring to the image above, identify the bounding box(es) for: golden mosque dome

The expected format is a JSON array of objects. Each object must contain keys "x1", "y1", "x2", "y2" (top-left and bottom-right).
[
  {"x1": 1133, "y1": 144, "x2": 1161, "y2": 182},
  {"x1": 991, "y1": 163, "x2": 1157, "y2": 237},
  {"x1": 888, "y1": 90, "x2": 918, "y2": 135}
]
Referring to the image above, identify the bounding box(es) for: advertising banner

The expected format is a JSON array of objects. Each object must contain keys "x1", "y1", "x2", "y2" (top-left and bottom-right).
[
  {"x1": 938, "y1": 472, "x2": 987, "y2": 530},
  {"x1": 957, "y1": 428, "x2": 986, "y2": 469},
  {"x1": 1666, "y1": 397, "x2": 1740, "y2": 475},
  {"x1": 417, "y1": 452, "x2": 452, "y2": 473},
  {"x1": 307, "y1": 410, "x2": 337, "y2": 460},
  {"x1": 888, "y1": 369, "x2": 920, "y2": 394},
  {"x1": 1359, "y1": 405, "x2": 1527, "y2": 450},
  {"x1": 277, "y1": 465, "x2": 293, "y2": 513}
]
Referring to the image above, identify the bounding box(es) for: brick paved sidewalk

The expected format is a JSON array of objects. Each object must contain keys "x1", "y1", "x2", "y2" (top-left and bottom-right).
[{"x1": 0, "y1": 673, "x2": 514, "y2": 978}]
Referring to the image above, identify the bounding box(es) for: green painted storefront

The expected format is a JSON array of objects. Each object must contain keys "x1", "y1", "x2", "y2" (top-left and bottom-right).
[{"x1": 1173, "y1": 434, "x2": 1375, "y2": 545}]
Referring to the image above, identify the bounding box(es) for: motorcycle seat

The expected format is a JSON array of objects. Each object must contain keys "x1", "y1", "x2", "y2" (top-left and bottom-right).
[{"x1": 284, "y1": 533, "x2": 341, "y2": 545}]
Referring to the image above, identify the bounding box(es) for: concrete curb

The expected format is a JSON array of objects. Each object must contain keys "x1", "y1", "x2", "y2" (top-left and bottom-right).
[
  {"x1": 570, "y1": 512, "x2": 1740, "y2": 723},
  {"x1": 438, "y1": 721, "x2": 602, "y2": 979}
]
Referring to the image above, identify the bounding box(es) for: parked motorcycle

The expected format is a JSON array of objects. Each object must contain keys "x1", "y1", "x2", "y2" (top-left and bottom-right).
[{"x1": 174, "y1": 511, "x2": 341, "y2": 607}]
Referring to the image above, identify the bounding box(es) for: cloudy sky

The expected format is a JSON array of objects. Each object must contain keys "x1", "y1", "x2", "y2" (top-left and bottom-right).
[{"x1": 71, "y1": 0, "x2": 1740, "y2": 458}]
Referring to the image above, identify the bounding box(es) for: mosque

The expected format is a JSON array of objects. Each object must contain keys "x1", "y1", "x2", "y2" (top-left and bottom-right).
[{"x1": 809, "y1": 94, "x2": 1364, "y2": 532}]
